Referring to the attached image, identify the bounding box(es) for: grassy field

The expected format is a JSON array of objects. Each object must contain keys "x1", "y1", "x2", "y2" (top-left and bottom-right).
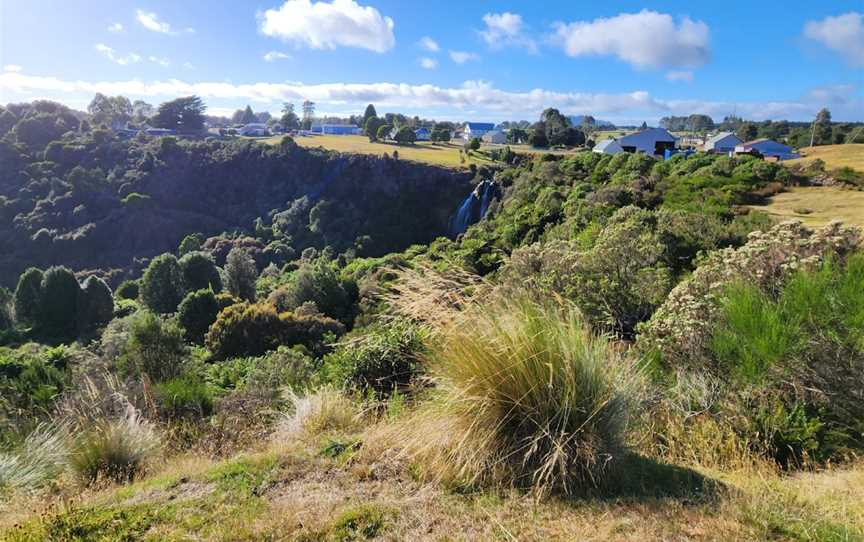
[
  {"x1": 4, "y1": 437, "x2": 862, "y2": 541},
  {"x1": 749, "y1": 186, "x2": 864, "y2": 228},
  {"x1": 258, "y1": 134, "x2": 496, "y2": 169},
  {"x1": 786, "y1": 144, "x2": 864, "y2": 172}
]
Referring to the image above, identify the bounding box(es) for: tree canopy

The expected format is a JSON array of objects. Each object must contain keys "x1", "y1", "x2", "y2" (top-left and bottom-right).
[{"x1": 152, "y1": 96, "x2": 206, "y2": 132}]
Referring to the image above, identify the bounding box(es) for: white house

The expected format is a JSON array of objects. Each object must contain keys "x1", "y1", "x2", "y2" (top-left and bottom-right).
[
  {"x1": 616, "y1": 127, "x2": 677, "y2": 155},
  {"x1": 593, "y1": 139, "x2": 624, "y2": 155},
  {"x1": 705, "y1": 132, "x2": 742, "y2": 154},
  {"x1": 463, "y1": 122, "x2": 495, "y2": 141},
  {"x1": 735, "y1": 139, "x2": 800, "y2": 161},
  {"x1": 481, "y1": 130, "x2": 507, "y2": 144},
  {"x1": 239, "y1": 123, "x2": 270, "y2": 136}
]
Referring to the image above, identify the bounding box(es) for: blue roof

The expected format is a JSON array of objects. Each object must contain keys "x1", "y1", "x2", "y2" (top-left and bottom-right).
[{"x1": 466, "y1": 122, "x2": 495, "y2": 131}]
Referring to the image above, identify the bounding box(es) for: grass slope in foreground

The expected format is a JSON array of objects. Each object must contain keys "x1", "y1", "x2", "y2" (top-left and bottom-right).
[
  {"x1": 749, "y1": 186, "x2": 864, "y2": 228},
  {"x1": 787, "y1": 144, "x2": 864, "y2": 173}
]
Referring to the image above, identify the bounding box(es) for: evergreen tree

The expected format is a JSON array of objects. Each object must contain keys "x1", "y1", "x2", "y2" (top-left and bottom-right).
[
  {"x1": 13, "y1": 267, "x2": 44, "y2": 326},
  {"x1": 141, "y1": 254, "x2": 185, "y2": 313},
  {"x1": 225, "y1": 248, "x2": 258, "y2": 302}
]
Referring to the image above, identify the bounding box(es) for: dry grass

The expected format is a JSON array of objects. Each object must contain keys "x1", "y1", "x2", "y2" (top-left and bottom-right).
[
  {"x1": 748, "y1": 186, "x2": 864, "y2": 228},
  {"x1": 257, "y1": 134, "x2": 497, "y2": 169},
  {"x1": 787, "y1": 144, "x2": 864, "y2": 172}
]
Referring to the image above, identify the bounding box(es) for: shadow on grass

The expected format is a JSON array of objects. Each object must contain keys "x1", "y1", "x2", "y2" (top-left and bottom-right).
[{"x1": 581, "y1": 453, "x2": 725, "y2": 505}]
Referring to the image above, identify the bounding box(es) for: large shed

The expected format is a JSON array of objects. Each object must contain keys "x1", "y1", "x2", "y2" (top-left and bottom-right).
[{"x1": 617, "y1": 128, "x2": 677, "y2": 155}]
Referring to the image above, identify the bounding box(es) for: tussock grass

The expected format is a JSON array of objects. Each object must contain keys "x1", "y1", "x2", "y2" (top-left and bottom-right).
[
  {"x1": 0, "y1": 423, "x2": 69, "y2": 494},
  {"x1": 275, "y1": 387, "x2": 364, "y2": 444},
  {"x1": 374, "y1": 291, "x2": 643, "y2": 496},
  {"x1": 69, "y1": 410, "x2": 161, "y2": 484}
]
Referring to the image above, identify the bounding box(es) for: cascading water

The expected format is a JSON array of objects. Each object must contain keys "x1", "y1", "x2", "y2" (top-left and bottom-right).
[{"x1": 448, "y1": 179, "x2": 498, "y2": 237}]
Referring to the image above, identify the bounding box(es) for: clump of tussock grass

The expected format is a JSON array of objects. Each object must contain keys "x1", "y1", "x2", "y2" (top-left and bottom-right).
[
  {"x1": 69, "y1": 408, "x2": 161, "y2": 484},
  {"x1": 274, "y1": 387, "x2": 364, "y2": 444},
  {"x1": 374, "y1": 277, "x2": 644, "y2": 496},
  {"x1": 0, "y1": 423, "x2": 70, "y2": 494}
]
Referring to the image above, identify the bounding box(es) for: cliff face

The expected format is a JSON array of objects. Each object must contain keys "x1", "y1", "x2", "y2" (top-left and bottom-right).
[{"x1": 0, "y1": 136, "x2": 474, "y2": 285}]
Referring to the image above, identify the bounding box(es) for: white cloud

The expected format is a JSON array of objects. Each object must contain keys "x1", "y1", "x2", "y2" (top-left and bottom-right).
[
  {"x1": 449, "y1": 50, "x2": 479, "y2": 64},
  {"x1": 259, "y1": 0, "x2": 395, "y2": 53},
  {"x1": 135, "y1": 9, "x2": 191, "y2": 35},
  {"x1": 149, "y1": 56, "x2": 170, "y2": 67},
  {"x1": 3, "y1": 65, "x2": 22, "y2": 72},
  {"x1": 418, "y1": 36, "x2": 440, "y2": 53},
  {"x1": 1, "y1": 70, "x2": 860, "y2": 122},
  {"x1": 108, "y1": 22, "x2": 124, "y2": 33},
  {"x1": 419, "y1": 57, "x2": 438, "y2": 69},
  {"x1": 480, "y1": 12, "x2": 537, "y2": 52},
  {"x1": 182, "y1": 62, "x2": 195, "y2": 70},
  {"x1": 552, "y1": 10, "x2": 710, "y2": 69},
  {"x1": 95, "y1": 44, "x2": 141, "y2": 65},
  {"x1": 666, "y1": 70, "x2": 694, "y2": 83},
  {"x1": 804, "y1": 12, "x2": 864, "y2": 67},
  {"x1": 263, "y1": 51, "x2": 292, "y2": 62}
]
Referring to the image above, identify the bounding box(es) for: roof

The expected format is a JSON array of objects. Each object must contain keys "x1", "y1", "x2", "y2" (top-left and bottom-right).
[
  {"x1": 242, "y1": 123, "x2": 268, "y2": 129},
  {"x1": 593, "y1": 139, "x2": 624, "y2": 153},
  {"x1": 618, "y1": 127, "x2": 677, "y2": 147},
  {"x1": 465, "y1": 122, "x2": 495, "y2": 131},
  {"x1": 740, "y1": 138, "x2": 771, "y2": 146},
  {"x1": 706, "y1": 132, "x2": 741, "y2": 146}
]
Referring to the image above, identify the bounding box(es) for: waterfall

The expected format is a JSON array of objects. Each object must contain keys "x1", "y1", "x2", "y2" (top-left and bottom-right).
[{"x1": 448, "y1": 179, "x2": 498, "y2": 237}]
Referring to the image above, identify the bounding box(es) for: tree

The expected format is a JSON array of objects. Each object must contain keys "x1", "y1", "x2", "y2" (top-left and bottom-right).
[
  {"x1": 178, "y1": 233, "x2": 202, "y2": 256},
  {"x1": 178, "y1": 289, "x2": 220, "y2": 343},
  {"x1": 737, "y1": 122, "x2": 758, "y2": 142},
  {"x1": 541, "y1": 108, "x2": 572, "y2": 146},
  {"x1": 152, "y1": 96, "x2": 206, "y2": 132},
  {"x1": 225, "y1": 247, "x2": 258, "y2": 302},
  {"x1": 301, "y1": 100, "x2": 316, "y2": 130},
  {"x1": 529, "y1": 128, "x2": 548, "y2": 148},
  {"x1": 13, "y1": 267, "x2": 44, "y2": 326},
  {"x1": 394, "y1": 125, "x2": 416, "y2": 145},
  {"x1": 362, "y1": 104, "x2": 377, "y2": 128},
  {"x1": 377, "y1": 124, "x2": 392, "y2": 141},
  {"x1": 365, "y1": 116, "x2": 385, "y2": 141},
  {"x1": 239, "y1": 105, "x2": 256, "y2": 125},
  {"x1": 87, "y1": 93, "x2": 132, "y2": 128},
  {"x1": 78, "y1": 276, "x2": 114, "y2": 332},
  {"x1": 468, "y1": 137, "x2": 481, "y2": 151},
  {"x1": 280, "y1": 102, "x2": 300, "y2": 131},
  {"x1": 39, "y1": 266, "x2": 81, "y2": 337},
  {"x1": 131, "y1": 100, "x2": 154, "y2": 122},
  {"x1": 179, "y1": 251, "x2": 222, "y2": 293},
  {"x1": 686, "y1": 114, "x2": 714, "y2": 133},
  {"x1": 507, "y1": 128, "x2": 528, "y2": 144},
  {"x1": 141, "y1": 254, "x2": 185, "y2": 314},
  {"x1": 812, "y1": 108, "x2": 832, "y2": 146},
  {"x1": 268, "y1": 260, "x2": 355, "y2": 323},
  {"x1": 122, "y1": 311, "x2": 187, "y2": 381},
  {"x1": 640, "y1": 121, "x2": 648, "y2": 130}
]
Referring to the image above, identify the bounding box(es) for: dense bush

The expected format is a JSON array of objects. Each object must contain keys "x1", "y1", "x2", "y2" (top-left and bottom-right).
[
  {"x1": 268, "y1": 260, "x2": 356, "y2": 324},
  {"x1": 140, "y1": 254, "x2": 185, "y2": 314},
  {"x1": 154, "y1": 377, "x2": 214, "y2": 419},
  {"x1": 39, "y1": 267, "x2": 80, "y2": 339},
  {"x1": 114, "y1": 280, "x2": 139, "y2": 301},
  {"x1": 225, "y1": 247, "x2": 258, "y2": 302},
  {"x1": 177, "y1": 289, "x2": 220, "y2": 344},
  {"x1": 322, "y1": 322, "x2": 425, "y2": 397},
  {"x1": 205, "y1": 346, "x2": 315, "y2": 393},
  {"x1": 119, "y1": 311, "x2": 187, "y2": 381},
  {"x1": 77, "y1": 276, "x2": 114, "y2": 333},
  {"x1": 178, "y1": 251, "x2": 222, "y2": 293},
  {"x1": 13, "y1": 268, "x2": 44, "y2": 327}
]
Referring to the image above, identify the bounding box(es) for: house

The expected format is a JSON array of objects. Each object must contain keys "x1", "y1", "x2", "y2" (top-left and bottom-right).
[
  {"x1": 463, "y1": 122, "x2": 495, "y2": 140},
  {"x1": 705, "y1": 132, "x2": 742, "y2": 154},
  {"x1": 239, "y1": 123, "x2": 271, "y2": 136},
  {"x1": 414, "y1": 127, "x2": 431, "y2": 141},
  {"x1": 616, "y1": 127, "x2": 677, "y2": 155},
  {"x1": 735, "y1": 139, "x2": 800, "y2": 161},
  {"x1": 592, "y1": 139, "x2": 624, "y2": 155},
  {"x1": 317, "y1": 124, "x2": 362, "y2": 135},
  {"x1": 481, "y1": 130, "x2": 507, "y2": 145},
  {"x1": 144, "y1": 128, "x2": 176, "y2": 137}
]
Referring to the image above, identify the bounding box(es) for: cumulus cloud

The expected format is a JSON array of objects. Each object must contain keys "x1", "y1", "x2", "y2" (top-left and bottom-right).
[
  {"x1": 149, "y1": 56, "x2": 170, "y2": 67},
  {"x1": 552, "y1": 10, "x2": 710, "y2": 69},
  {"x1": 3, "y1": 65, "x2": 22, "y2": 72},
  {"x1": 1, "y1": 70, "x2": 859, "y2": 122},
  {"x1": 108, "y1": 22, "x2": 124, "y2": 33},
  {"x1": 418, "y1": 36, "x2": 440, "y2": 52},
  {"x1": 95, "y1": 44, "x2": 141, "y2": 65},
  {"x1": 804, "y1": 12, "x2": 864, "y2": 67},
  {"x1": 449, "y1": 50, "x2": 479, "y2": 64},
  {"x1": 135, "y1": 9, "x2": 192, "y2": 35},
  {"x1": 666, "y1": 70, "x2": 694, "y2": 83},
  {"x1": 419, "y1": 57, "x2": 438, "y2": 69},
  {"x1": 259, "y1": 0, "x2": 395, "y2": 53},
  {"x1": 263, "y1": 51, "x2": 292, "y2": 62},
  {"x1": 480, "y1": 12, "x2": 537, "y2": 52}
]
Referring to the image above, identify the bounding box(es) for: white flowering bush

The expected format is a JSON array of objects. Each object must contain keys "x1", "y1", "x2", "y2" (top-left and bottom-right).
[{"x1": 637, "y1": 220, "x2": 862, "y2": 369}]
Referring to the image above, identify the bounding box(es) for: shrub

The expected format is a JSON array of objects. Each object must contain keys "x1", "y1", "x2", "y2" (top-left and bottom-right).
[
  {"x1": 205, "y1": 302, "x2": 282, "y2": 358},
  {"x1": 206, "y1": 347, "x2": 315, "y2": 394},
  {"x1": 140, "y1": 254, "x2": 185, "y2": 314},
  {"x1": 69, "y1": 412, "x2": 160, "y2": 484},
  {"x1": 77, "y1": 276, "x2": 114, "y2": 332},
  {"x1": 39, "y1": 266, "x2": 81, "y2": 338},
  {"x1": 268, "y1": 260, "x2": 356, "y2": 323},
  {"x1": 390, "y1": 296, "x2": 642, "y2": 495},
  {"x1": 225, "y1": 247, "x2": 258, "y2": 302},
  {"x1": 178, "y1": 233, "x2": 203, "y2": 256},
  {"x1": 322, "y1": 322, "x2": 425, "y2": 397},
  {"x1": 0, "y1": 288, "x2": 12, "y2": 331},
  {"x1": 177, "y1": 289, "x2": 220, "y2": 343},
  {"x1": 277, "y1": 311, "x2": 345, "y2": 355},
  {"x1": 120, "y1": 311, "x2": 187, "y2": 381},
  {"x1": 154, "y1": 377, "x2": 214, "y2": 419},
  {"x1": 393, "y1": 125, "x2": 416, "y2": 144},
  {"x1": 115, "y1": 280, "x2": 139, "y2": 301},
  {"x1": 13, "y1": 267, "x2": 44, "y2": 326},
  {"x1": 178, "y1": 251, "x2": 222, "y2": 293}
]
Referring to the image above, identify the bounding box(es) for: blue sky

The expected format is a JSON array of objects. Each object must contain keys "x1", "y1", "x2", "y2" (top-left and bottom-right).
[{"x1": 1, "y1": 0, "x2": 862, "y2": 123}]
